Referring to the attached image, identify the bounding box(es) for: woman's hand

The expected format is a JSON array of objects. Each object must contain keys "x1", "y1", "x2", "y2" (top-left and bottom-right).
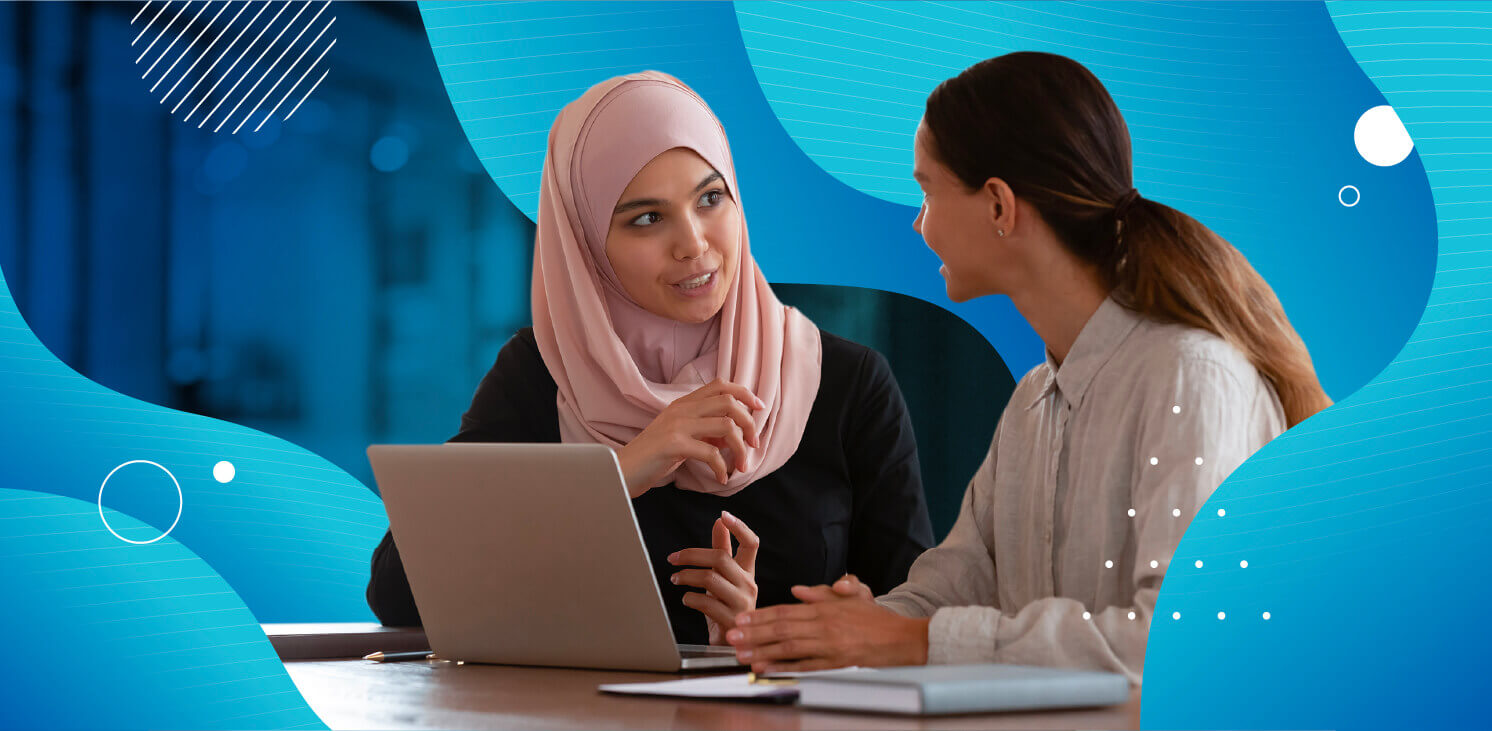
[
  {"x1": 617, "y1": 379, "x2": 765, "y2": 497},
  {"x1": 725, "y1": 580, "x2": 930, "y2": 673},
  {"x1": 669, "y1": 511, "x2": 760, "y2": 645}
]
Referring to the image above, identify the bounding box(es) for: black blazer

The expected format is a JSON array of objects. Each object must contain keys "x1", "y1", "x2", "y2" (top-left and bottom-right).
[{"x1": 366, "y1": 327, "x2": 934, "y2": 644}]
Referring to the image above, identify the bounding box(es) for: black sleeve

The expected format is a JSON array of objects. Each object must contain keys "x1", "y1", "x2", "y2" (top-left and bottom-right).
[
  {"x1": 365, "y1": 330, "x2": 557, "y2": 626},
  {"x1": 844, "y1": 346, "x2": 935, "y2": 595}
]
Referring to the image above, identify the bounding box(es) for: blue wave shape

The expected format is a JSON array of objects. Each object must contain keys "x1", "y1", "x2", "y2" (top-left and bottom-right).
[
  {"x1": 0, "y1": 489, "x2": 323, "y2": 729},
  {"x1": 0, "y1": 266, "x2": 387, "y2": 623},
  {"x1": 1144, "y1": 3, "x2": 1492, "y2": 728}
]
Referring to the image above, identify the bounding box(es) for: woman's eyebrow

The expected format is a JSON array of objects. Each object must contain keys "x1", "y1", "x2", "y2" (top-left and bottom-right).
[{"x1": 613, "y1": 171, "x2": 726, "y2": 215}]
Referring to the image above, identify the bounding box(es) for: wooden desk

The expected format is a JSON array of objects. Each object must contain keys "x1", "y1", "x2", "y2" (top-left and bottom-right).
[{"x1": 286, "y1": 658, "x2": 1140, "y2": 730}]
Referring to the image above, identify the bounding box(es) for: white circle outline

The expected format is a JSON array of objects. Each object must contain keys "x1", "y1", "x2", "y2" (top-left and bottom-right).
[
  {"x1": 97, "y1": 460, "x2": 183, "y2": 545},
  {"x1": 1338, "y1": 185, "x2": 1361, "y2": 207}
]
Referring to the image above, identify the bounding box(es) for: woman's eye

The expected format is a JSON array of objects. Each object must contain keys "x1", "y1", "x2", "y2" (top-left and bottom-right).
[
  {"x1": 629, "y1": 211, "x2": 660, "y2": 227},
  {"x1": 699, "y1": 190, "x2": 724, "y2": 208}
]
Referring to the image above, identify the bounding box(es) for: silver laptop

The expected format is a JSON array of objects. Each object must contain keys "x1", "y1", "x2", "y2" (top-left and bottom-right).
[{"x1": 368, "y1": 442, "x2": 742, "y2": 672}]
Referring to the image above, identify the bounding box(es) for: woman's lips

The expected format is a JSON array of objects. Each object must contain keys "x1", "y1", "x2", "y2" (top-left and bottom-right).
[{"x1": 671, "y1": 270, "x2": 718, "y2": 298}]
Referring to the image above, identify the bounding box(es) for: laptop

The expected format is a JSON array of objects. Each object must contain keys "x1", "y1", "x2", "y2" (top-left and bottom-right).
[{"x1": 367, "y1": 442, "x2": 742, "y2": 672}]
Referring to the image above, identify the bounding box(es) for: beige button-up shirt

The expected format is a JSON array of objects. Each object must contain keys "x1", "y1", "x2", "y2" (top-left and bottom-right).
[{"x1": 877, "y1": 296, "x2": 1286, "y2": 684}]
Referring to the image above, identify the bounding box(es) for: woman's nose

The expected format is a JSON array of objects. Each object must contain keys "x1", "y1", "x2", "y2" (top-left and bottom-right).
[
  {"x1": 674, "y1": 215, "x2": 710, "y2": 260},
  {"x1": 912, "y1": 203, "x2": 925, "y2": 234}
]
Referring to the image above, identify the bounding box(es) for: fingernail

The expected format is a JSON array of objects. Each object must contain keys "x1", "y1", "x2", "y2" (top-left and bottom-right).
[
  {"x1": 722, "y1": 510, "x2": 735, "y2": 522},
  {"x1": 739, "y1": 650, "x2": 754, "y2": 660},
  {"x1": 727, "y1": 629, "x2": 743, "y2": 643},
  {"x1": 670, "y1": 573, "x2": 679, "y2": 584},
  {"x1": 667, "y1": 552, "x2": 679, "y2": 563},
  {"x1": 737, "y1": 614, "x2": 751, "y2": 626}
]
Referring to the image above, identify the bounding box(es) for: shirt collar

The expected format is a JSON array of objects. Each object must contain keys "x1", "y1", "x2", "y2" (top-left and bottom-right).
[{"x1": 1026, "y1": 295, "x2": 1144, "y2": 411}]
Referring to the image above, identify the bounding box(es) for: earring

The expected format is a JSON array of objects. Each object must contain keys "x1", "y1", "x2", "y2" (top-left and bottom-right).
[{"x1": 997, "y1": 228, "x2": 1006, "y2": 237}]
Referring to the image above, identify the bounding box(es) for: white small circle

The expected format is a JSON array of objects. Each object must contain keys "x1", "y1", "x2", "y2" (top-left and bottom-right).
[
  {"x1": 98, "y1": 460, "x2": 183, "y2": 545},
  {"x1": 1127, "y1": 508, "x2": 1136, "y2": 517},
  {"x1": 1127, "y1": 611, "x2": 1136, "y2": 620},
  {"x1": 1354, "y1": 104, "x2": 1414, "y2": 166},
  {"x1": 1217, "y1": 508, "x2": 1226, "y2": 517},
  {"x1": 1082, "y1": 611, "x2": 1092, "y2": 620},
  {"x1": 1218, "y1": 611, "x2": 1227, "y2": 620},
  {"x1": 1105, "y1": 560, "x2": 1114, "y2": 569},
  {"x1": 1172, "y1": 611, "x2": 1181, "y2": 620},
  {"x1": 1262, "y1": 611, "x2": 1271, "y2": 620},
  {"x1": 213, "y1": 460, "x2": 236, "y2": 484},
  {"x1": 1195, "y1": 559, "x2": 1204, "y2": 568},
  {"x1": 1195, "y1": 457, "x2": 1204, "y2": 466},
  {"x1": 1171, "y1": 404, "x2": 1181, "y2": 414},
  {"x1": 1172, "y1": 508, "x2": 1182, "y2": 517},
  {"x1": 1339, "y1": 185, "x2": 1361, "y2": 207},
  {"x1": 1150, "y1": 560, "x2": 1159, "y2": 569},
  {"x1": 1240, "y1": 560, "x2": 1249, "y2": 569},
  {"x1": 1149, "y1": 457, "x2": 1158, "y2": 466}
]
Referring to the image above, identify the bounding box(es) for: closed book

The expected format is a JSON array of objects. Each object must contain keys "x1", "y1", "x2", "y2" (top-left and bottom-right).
[{"x1": 796, "y1": 663, "x2": 1129, "y2": 715}]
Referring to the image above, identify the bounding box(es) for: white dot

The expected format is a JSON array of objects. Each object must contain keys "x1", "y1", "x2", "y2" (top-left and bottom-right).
[
  {"x1": 1127, "y1": 508, "x2": 1136, "y2": 517},
  {"x1": 1217, "y1": 611, "x2": 1226, "y2": 620},
  {"x1": 213, "y1": 461, "x2": 236, "y2": 484},
  {"x1": 1354, "y1": 104, "x2": 1414, "y2": 166},
  {"x1": 1262, "y1": 611, "x2": 1271, "y2": 620},
  {"x1": 1127, "y1": 611, "x2": 1136, "y2": 620},
  {"x1": 1104, "y1": 560, "x2": 1114, "y2": 569},
  {"x1": 1172, "y1": 508, "x2": 1182, "y2": 517},
  {"x1": 1195, "y1": 457, "x2": 1204, "y2": 466},
  {"x1": 1082, "y1": 611, "x2": 1091, "y2": 620},
  {"x1": 1217, "y1": 508, "x2": 1226, "y2": 517},
  {"x1": 1172, "y1": 611, "x2": 1181, "y2": 620},
  {"x1": 1150, "y1": 560, "x2": 1159, "y2": 569},
  {"x1": 1149, "y1": 457, "x2": 1158, "y2": 466},
  {"x1": 1171, "y1": 404, "x2": 1181, "y2": 414},
  {"x1": 1195, "y1": 559, "x2": 1204, "y2": 568},
  {"x1": 1239, "y1": 560, "x2": 1249, "y2": 569}
]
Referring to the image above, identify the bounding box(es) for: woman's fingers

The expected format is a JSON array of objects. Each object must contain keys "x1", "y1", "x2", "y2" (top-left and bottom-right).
[
  {"x1": 671, "y1": 568, "x2": 738, "y2": 602},
  {"x1": 790, "y1": 584, "x2": 839, "y2": 604},
  {"x1": 739, "y1": 636, "x2": 830, "y2": 664},
  {"x1": 673, "y1": 437, "x2": 729, "y2": 484},
  {"x1": 670, "y1": 547, "x2": 752, "y2": 590},
  {"x1": 721, "y1": 510, "x2": 759, "y2": 573},
  {"x1": 680, "y1": 590, "x2": 738, "y2": 630},
  {"x1": 726, "y1": 617, "x2": 823, "y2": 650},
  {"x1": 833, "y1": 573, "x2": 873, "y2": 600}
]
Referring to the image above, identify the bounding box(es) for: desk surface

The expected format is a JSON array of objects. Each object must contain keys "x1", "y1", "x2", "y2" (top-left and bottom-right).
[{"x1": 286, "y1": 658, "x2": 1140, "y2": 730}]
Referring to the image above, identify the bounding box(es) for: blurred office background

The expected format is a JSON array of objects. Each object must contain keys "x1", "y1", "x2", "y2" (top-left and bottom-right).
[{"x1": 0, "y1": 1, "x2": 1012, "y2": 538}]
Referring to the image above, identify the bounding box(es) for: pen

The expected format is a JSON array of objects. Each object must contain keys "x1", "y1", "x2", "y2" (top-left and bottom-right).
[
  {"x1": 363, "y1": 650, "x2": 438, "y2": 662},
  {"x1": 746, "y1": 672, "x2": 797, "y2": 686}
]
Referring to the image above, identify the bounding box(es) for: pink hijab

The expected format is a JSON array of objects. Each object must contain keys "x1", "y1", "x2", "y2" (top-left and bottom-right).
[{"x1": 531, "y1": 71, "x2": 823, "y2": 497}]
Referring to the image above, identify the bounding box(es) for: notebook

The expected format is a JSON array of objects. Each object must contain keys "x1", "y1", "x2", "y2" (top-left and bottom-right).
[{"x1": 795, "y1": 663, "x2": 1129, "y2": 715}]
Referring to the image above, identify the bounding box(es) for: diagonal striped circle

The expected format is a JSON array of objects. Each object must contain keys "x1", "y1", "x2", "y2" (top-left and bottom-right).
[{"x1": 130, "y1": 0, "x2": 337, "y2": 134}]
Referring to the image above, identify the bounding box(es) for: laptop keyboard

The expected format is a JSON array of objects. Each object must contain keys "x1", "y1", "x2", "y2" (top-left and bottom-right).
[{"x1": 678, "y1": 643, "x2": 739, "y2": 659}]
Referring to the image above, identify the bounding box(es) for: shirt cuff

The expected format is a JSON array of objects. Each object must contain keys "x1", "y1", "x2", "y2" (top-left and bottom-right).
[{"x1": 927, "y1": 606, "x2": 1000, "y2": 665}]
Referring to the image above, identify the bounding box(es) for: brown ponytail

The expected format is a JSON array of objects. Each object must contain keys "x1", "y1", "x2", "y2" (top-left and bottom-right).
[{"x1": 924, "y1": 52, "x2": 1330, "y2": 427}]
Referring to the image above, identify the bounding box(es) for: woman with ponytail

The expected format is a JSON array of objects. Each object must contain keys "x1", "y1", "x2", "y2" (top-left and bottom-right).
[{"x1": 727, "y1": 52, "x2": 1330, "y2": 683}]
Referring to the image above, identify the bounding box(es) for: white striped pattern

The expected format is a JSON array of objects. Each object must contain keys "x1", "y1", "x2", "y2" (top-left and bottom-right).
[{"x1": 129, "y1": 0, "x2": 336, "y2": 134}]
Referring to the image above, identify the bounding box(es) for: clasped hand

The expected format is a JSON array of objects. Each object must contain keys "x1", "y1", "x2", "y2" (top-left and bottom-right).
[
  {"x1": 724, "y1": 574, "x2": 931, "y2": 673},
  {"x1": 617, "y1": 378, "x2": 765, "y2": 497}
]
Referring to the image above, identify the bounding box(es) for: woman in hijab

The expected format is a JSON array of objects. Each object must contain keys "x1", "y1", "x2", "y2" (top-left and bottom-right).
[
  {"x1": 725, "y1": 52, "x2": 1332, "y2": 682},
  {"x1": 366, "y1": 71, "x2": 934, "y2": 646}
]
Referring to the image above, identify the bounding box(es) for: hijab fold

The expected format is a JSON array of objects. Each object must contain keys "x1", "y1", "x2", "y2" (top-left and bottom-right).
[{"x1": 531, "y1": 71, "x2": 822, "y2": 496}]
